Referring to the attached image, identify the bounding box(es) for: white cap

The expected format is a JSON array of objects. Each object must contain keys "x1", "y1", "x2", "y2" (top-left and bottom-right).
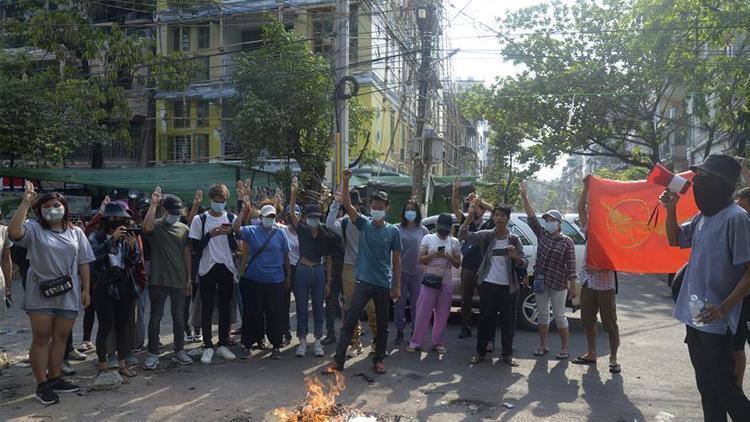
[{"x1": 260, "y1": 205, "x2": 276, "y2": 217}]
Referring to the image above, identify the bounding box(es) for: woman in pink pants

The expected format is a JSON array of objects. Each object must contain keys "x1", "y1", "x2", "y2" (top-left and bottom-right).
[{"x1": 407, "y1": 214, "x2": 461, "y2": 354}]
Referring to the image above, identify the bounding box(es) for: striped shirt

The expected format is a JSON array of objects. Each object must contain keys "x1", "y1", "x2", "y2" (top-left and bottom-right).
[{"x1": 528, "y1": 216, "x2": 577, "y2": 291}]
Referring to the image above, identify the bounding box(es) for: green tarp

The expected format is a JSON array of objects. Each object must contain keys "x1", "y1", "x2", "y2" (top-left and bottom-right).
[{"x1": 0, "y1": 163, "x2": 279, "y2": 205}]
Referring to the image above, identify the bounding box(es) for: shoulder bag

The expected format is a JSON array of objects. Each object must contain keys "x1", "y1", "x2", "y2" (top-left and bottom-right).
[{"x1": 39, "y1": 240, "x2": 78, "y2": 298}]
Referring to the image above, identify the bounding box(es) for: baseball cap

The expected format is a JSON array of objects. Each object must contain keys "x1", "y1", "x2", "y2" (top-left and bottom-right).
[
  {"x1": 350, "y1": 190, "x2": 363, "y2": 205},
  {"x1": 163, "y1": 196, "x2": 184, "y2": 216},
  {"x1": 436, "y1": 213, "x2": 453, "y2": 230},
  {"x1": 303, "y1": 204, "x2": 322, "y2": 218},
  {"x1": 260, "y1": 205, "x2": 277, "y2": 217},
  {"x1": 542, "y1": 210, "x2": 563, "y2": 222},
  {"x1": 690, "y1": 154, "x2": 741, "y2": 188},
  {"x1": 371, "y1": 191, "x2": 389, "y2": 203}
]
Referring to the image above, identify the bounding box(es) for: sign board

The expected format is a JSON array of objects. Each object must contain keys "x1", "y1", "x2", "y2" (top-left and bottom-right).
[{"x1": 0, "y1": 193, "x2": 91, "y2": 219}]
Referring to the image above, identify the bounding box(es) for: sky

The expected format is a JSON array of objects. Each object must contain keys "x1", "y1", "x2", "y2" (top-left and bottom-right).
[{"x1": 446, "y1": 0, "x2": 566, "y2": 181}]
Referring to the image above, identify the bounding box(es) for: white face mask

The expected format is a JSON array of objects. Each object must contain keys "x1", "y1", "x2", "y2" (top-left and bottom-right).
[
  {"x1": 210, "y1": 201, "x2": 226, "y2": 213},
  {"x1": 42, "y1": 207, "x2": 65, "y2": 223},
  {"x1": 371, "y1": 210, "x2": 386, "y2": 221},
  {"x1": 261, "y1": 217, "x2": 275, "y2": 228},
  {"x1": 542, "y1": 220, "x2": 560, "y2": 234},
  {"x1": 164, "y1": 214, "x2": 180, "y2": 225}
]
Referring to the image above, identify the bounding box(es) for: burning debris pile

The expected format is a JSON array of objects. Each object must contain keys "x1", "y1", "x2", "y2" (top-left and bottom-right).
[{"x1": 274, "y1": 372, "x2": 361, "y2": 422}]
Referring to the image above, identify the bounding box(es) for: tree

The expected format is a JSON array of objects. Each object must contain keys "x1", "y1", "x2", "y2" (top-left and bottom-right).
[
  {"x1": 0, "y1": 1, "x2": 197, "y2": 166},
  {"x1": 493, "y1": 0, "x2": 750, "y2": 168}
]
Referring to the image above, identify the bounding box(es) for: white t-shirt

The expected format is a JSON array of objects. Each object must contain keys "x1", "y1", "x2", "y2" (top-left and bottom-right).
[
  {"x1": 484, "y1": 238, "x2": 510, "y2": 285},
  {"x1": 420, "y1": 233, "x2": 460, "y2": 278},
  {"x1": 280, "y1": 224, "x2": 300, "y2": 266},
  {"x1": 189, "y1": 212, "x2": 237, "y2": 277}
]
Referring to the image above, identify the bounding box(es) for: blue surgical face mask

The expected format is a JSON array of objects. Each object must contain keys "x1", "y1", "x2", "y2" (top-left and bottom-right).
[
  {"x1": 543, "y1": 220, "x2": 560, "y2": 233},
  {"x1": 210, "y1": 201, "x2": 226, "y2": 213},
  {"x1": 307, "y1": 217, "x2": 320, "y2": 228},
  {"x1": 261, "y1": 217, "x2": 275, "y2": 228},
  {"x1": 371, "y1": 210, "x2": 386, "y2": 221},
  {"x1": 164, "y1": 214, "x2": 180, "y2": 225},
  {"x1": 405, "y1": 210, "x2": 417, "y2": 222}
]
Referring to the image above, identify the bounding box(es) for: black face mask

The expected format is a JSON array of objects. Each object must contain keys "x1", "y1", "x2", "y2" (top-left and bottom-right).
[
  {"x1": 693, "y1": 174, "x2": 734, "y2": 216},
  {"x1": 109, "y1": 219, "x2": 127, "y2": 229}
]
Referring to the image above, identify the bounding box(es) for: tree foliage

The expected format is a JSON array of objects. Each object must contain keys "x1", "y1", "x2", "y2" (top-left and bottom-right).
[
  {"x1": 0, "y1": 1, "x2": 197, "y2": 165},
  {"x1": 492, "y1": 0, "x2": 750, "y2": 168}
]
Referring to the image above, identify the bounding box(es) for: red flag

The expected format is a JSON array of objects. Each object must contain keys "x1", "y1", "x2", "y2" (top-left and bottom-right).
[{"x1": 587, "y1": 173, "x2": 697, "y2": 273}]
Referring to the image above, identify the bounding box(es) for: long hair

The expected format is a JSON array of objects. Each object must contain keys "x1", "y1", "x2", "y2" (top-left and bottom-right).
[
  {"x1": 33, "y1": 192, "x2": 71, "y2": 230},
  {"x1": 400, "y1": 199, "x2": 422, "y2": 227}
]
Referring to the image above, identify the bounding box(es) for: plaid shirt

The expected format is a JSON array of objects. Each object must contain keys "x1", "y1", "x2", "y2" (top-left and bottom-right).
[{"x1": 528, "y1": 216, "x2": 577, "y2": 290}]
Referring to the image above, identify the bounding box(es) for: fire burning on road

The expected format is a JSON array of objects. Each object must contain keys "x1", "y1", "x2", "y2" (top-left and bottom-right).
[{"x1": 274, "y1": 372, "x2": 350, "y2": 422}]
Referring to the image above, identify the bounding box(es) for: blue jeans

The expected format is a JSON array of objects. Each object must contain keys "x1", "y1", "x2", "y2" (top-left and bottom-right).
[{"x1": 293, "y1": 265, "x2": 325, "y2": 340}]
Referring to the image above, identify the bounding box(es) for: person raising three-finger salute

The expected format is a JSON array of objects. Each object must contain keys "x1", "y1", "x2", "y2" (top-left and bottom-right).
[
  {"x1": 326, "y1": 168, "x2": 402, "y2": 375},
  {"x1": 9, "y1": 181, "x2": 95, "y2": 405},
  {"x1": 142, "y1": 187, "x2": 193, "y2": 370}
]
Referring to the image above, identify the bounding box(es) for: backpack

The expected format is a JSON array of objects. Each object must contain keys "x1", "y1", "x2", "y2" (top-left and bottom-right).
[{"x1": 191, "y1": 212, "x2": 237, "y2": 256}]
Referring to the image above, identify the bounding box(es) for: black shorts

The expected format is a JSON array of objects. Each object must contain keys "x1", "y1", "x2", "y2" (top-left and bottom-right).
[{"x1": 734, "y1": 296, "x2": 750, "y2": 351}]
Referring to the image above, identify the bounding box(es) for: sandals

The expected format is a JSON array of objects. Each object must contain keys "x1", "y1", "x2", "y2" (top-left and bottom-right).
[
  {"x1": 609, "y1": 363, "x2": 622, "y2": 374},
  {"x1": 118, "y1": 367, "x2": 137, "y2": 378},
  {"x1": 572, "y1": 355, "x2": 597, "y2": 365},
  {"x1": 533, "y1": 349, "x2": 549, "y2": 357},
  {"x1": 469, "y1": 354, "x2": 485, "y2": 365},
  {"x1": 372, "y1": 362, "x2": 387, "y2": 374},
  {"x1": 555, "y1": 352, "x2": 569, "y2": 360}
]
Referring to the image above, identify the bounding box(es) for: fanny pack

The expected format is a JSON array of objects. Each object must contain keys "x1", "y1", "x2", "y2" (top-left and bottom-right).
[
  {"x1": 422, "y1": 273, "x2": 443, "y2": 289},
  {"x1": 39, "y1": 244, "x2": 78, "y2": 298}
]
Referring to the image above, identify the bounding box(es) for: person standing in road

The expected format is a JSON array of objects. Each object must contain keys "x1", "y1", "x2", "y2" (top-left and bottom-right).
[
  {"x1": 572, "y1": 176, "x2": 621, "y2": 373},
  {"x1": 326, "y1": 187, "x2": 377, "y2": 357},
  {"x1": 189, "y1": 184, "x2": 238, "y2": 364},
  {"x1": 0, "y1": 220, "x2": 13, "y2": 324},
  {"x1": 452, "y1": 179, "x2": 495, "y2": 349},
  {"x1": 288, "y1": 177, "x2": 333, "y2": 358},
  {"x1": 407, "y1": 213, "x2": 460, "y2": 354},
  {"x1": 395, "y1": 200, "x2": 429, "y2": 345},
  {"x1": 142, "y1": 188, "x2": 193, "y2": 369},
  {"x1": 520, "y1": 181, "x2": 577, "y2": 360},
  {"x1": 662, "y1": 154, "x2": 750, "y2": 420},
  {"x1": 9, "y1": 183, "x2": 95, "y2": 405},
  {"x1": 325, "y1": 169, "x2": 402, "y2": 375},
  {"x1": 233, "y1": 201, "x2": 290, "y2": 359},
  {"x1": 460, "y1": 202, "x2": 528, "y2": 366},
  {"x1": 280, "y1": 204, "x2": 300, "y2": 347}
]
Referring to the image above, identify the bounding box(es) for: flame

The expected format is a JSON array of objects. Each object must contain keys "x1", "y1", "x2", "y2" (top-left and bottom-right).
[{"x1": 274, "y1": 372, "x2": 347, "y2": 422}]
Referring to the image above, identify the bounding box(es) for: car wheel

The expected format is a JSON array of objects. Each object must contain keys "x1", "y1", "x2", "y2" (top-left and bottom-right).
[{"x1": 517, "y1": 287, "x2": 540, "y2": 331}]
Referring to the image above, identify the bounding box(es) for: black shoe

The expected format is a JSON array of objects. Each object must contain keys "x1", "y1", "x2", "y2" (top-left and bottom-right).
[
  {"x1": 394, "y1": 331, "x2": 404, "y2": 345},
  {"x1": 48, "y1": 377, "x2": 80, "y2": 393},
  {"x1": 271, "y1": 348, "x2": 282, "y2": 360},
  {"x1": 35, "y1": 382, "x2": 60, "y2": 405},
  {"x1": 321, "y1": 334, "x2": 337, "y2": 346},
  {"x1": 283, "y1": 333, "x2": 292, "y2": 347},
  {"x1": 458, "y1": 327, "x2": 472, "y2": 339}
]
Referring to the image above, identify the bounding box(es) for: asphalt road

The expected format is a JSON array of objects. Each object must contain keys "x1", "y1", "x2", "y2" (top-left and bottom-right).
[{"x1": 1, "y1": 273, "x2": 748, "y2": 421}]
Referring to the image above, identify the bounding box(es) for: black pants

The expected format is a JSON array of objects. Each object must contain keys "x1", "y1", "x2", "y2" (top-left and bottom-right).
[
  {"x1": 325, "y1": 273, "x2": 343, "y2": 335},
  {"x1": 93, "y1": 278, "x2": 135, "y2": 363},
  {"x1": 199, "y1": 264, "x2": 234, "y2": 348},
  {"x1": 476, "y1": 283, "x2": 517, "y2": 358},
  {"x1": 83, "y1": 303, "x2": 96, "y2": 342},
  {"x1": 241, "y1": 279, "x2": 286, "y2": 349},
  {"x1": 685, "y1": 326, "x2": 750, "y2": 421},
  {"x1": 335, "y1": 282, "x2": 390, "y2": 367},
  {"x1": 148, "y1": 286, "x2": 186, "y2": 353}
]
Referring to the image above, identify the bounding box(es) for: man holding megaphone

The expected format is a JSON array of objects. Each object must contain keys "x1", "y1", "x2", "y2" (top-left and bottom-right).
[{"x1": 661, "y1": 154, "x2": 750, "y2": 421}]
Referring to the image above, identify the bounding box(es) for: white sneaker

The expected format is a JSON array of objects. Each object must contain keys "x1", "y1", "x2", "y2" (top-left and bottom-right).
[
  {"x1": 215, "y1": 346, "x2": 236, "y2": 361},
  {"x1": 200, "y1": 348, "x2": 214, "y2": 364},
  {"x1": 296, "y1": 342, "x2": 307, "y2": 357},
  {"x1": 313, "y1": 340, "x2": 324, "y2": 357}
]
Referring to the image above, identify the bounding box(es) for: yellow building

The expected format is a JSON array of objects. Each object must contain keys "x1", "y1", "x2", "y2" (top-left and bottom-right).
[{"x1": 154, "y1": 0, "x2": 419, "y2": 174}]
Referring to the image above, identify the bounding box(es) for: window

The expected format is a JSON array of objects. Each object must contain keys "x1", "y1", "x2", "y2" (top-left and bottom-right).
[
  {"x1": 192, "y1": 56, "x2": 210, "y2": 82},
  {"x1": 181, "y1": 27, "x2": 191, "y2": 51},
  {"x1": 196, "y1": 101, "x2": 209, "y2": 127},
  {"x1": 171, "y1": 26, "x2": 190, "y2": 52},
  {"x1": 561, "y1": 220, "x2": 586, "y2": 244},
  {"x1": 198, "y1": 26, "x2": 210, "y2": 49},
  {"x1": 194, "y1": 134, "x2": 209, "y2": 159},
  {"x1": 509, "y1": 224, "x2": 533, "y2": 246},
  {"x1": 173, "y1": 135, "x2": 192, "y2": 161},
  {"x1": 312, "y1": 10, "x2": 333, "y2": 55},
  {"x1": 241, "y1": 29, "x2": 262, "y2": 52},
  {"x1": 349, "y1": 4, "x2": 359, "y2": 62},
  {"x1": 173, "y1": 101, "x2": 188, "y2": 128},
  {"x1": 171, "y1": 27, "x2": 181, "y2": 52}
]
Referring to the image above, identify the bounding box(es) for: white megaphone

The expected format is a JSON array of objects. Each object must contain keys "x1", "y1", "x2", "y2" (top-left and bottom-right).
[{"x1": 648, "y1": 163, "x2": 691, "y2": 194}]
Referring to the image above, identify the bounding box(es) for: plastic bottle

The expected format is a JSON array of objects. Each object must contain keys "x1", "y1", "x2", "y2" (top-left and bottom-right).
[{"x1": 688, "y1": 294, "x2": 707, "y2": 327}]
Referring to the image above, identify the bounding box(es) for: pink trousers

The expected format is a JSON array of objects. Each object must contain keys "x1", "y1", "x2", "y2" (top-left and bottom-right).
[{"x1": 409, "y1": 272, "x2": 453, "y2": 348}]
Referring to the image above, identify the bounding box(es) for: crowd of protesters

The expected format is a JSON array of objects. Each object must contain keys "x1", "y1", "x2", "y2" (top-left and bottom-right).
[{"x1": 1, "y1": 156, "x2": 750, "y2": 422}]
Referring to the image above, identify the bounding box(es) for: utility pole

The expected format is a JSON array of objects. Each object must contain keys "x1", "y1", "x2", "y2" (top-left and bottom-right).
[
  {"x1": 412, "y1": 0, "x2": 435, "y2": 201},
  {"x1": 333, "y1": 0, "x2": 350, "y2": 191}
]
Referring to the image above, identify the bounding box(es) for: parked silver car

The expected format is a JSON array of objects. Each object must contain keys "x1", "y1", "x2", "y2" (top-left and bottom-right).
[{"x1": 422, "y1": 212, "x2": 587, "y2": 331}]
